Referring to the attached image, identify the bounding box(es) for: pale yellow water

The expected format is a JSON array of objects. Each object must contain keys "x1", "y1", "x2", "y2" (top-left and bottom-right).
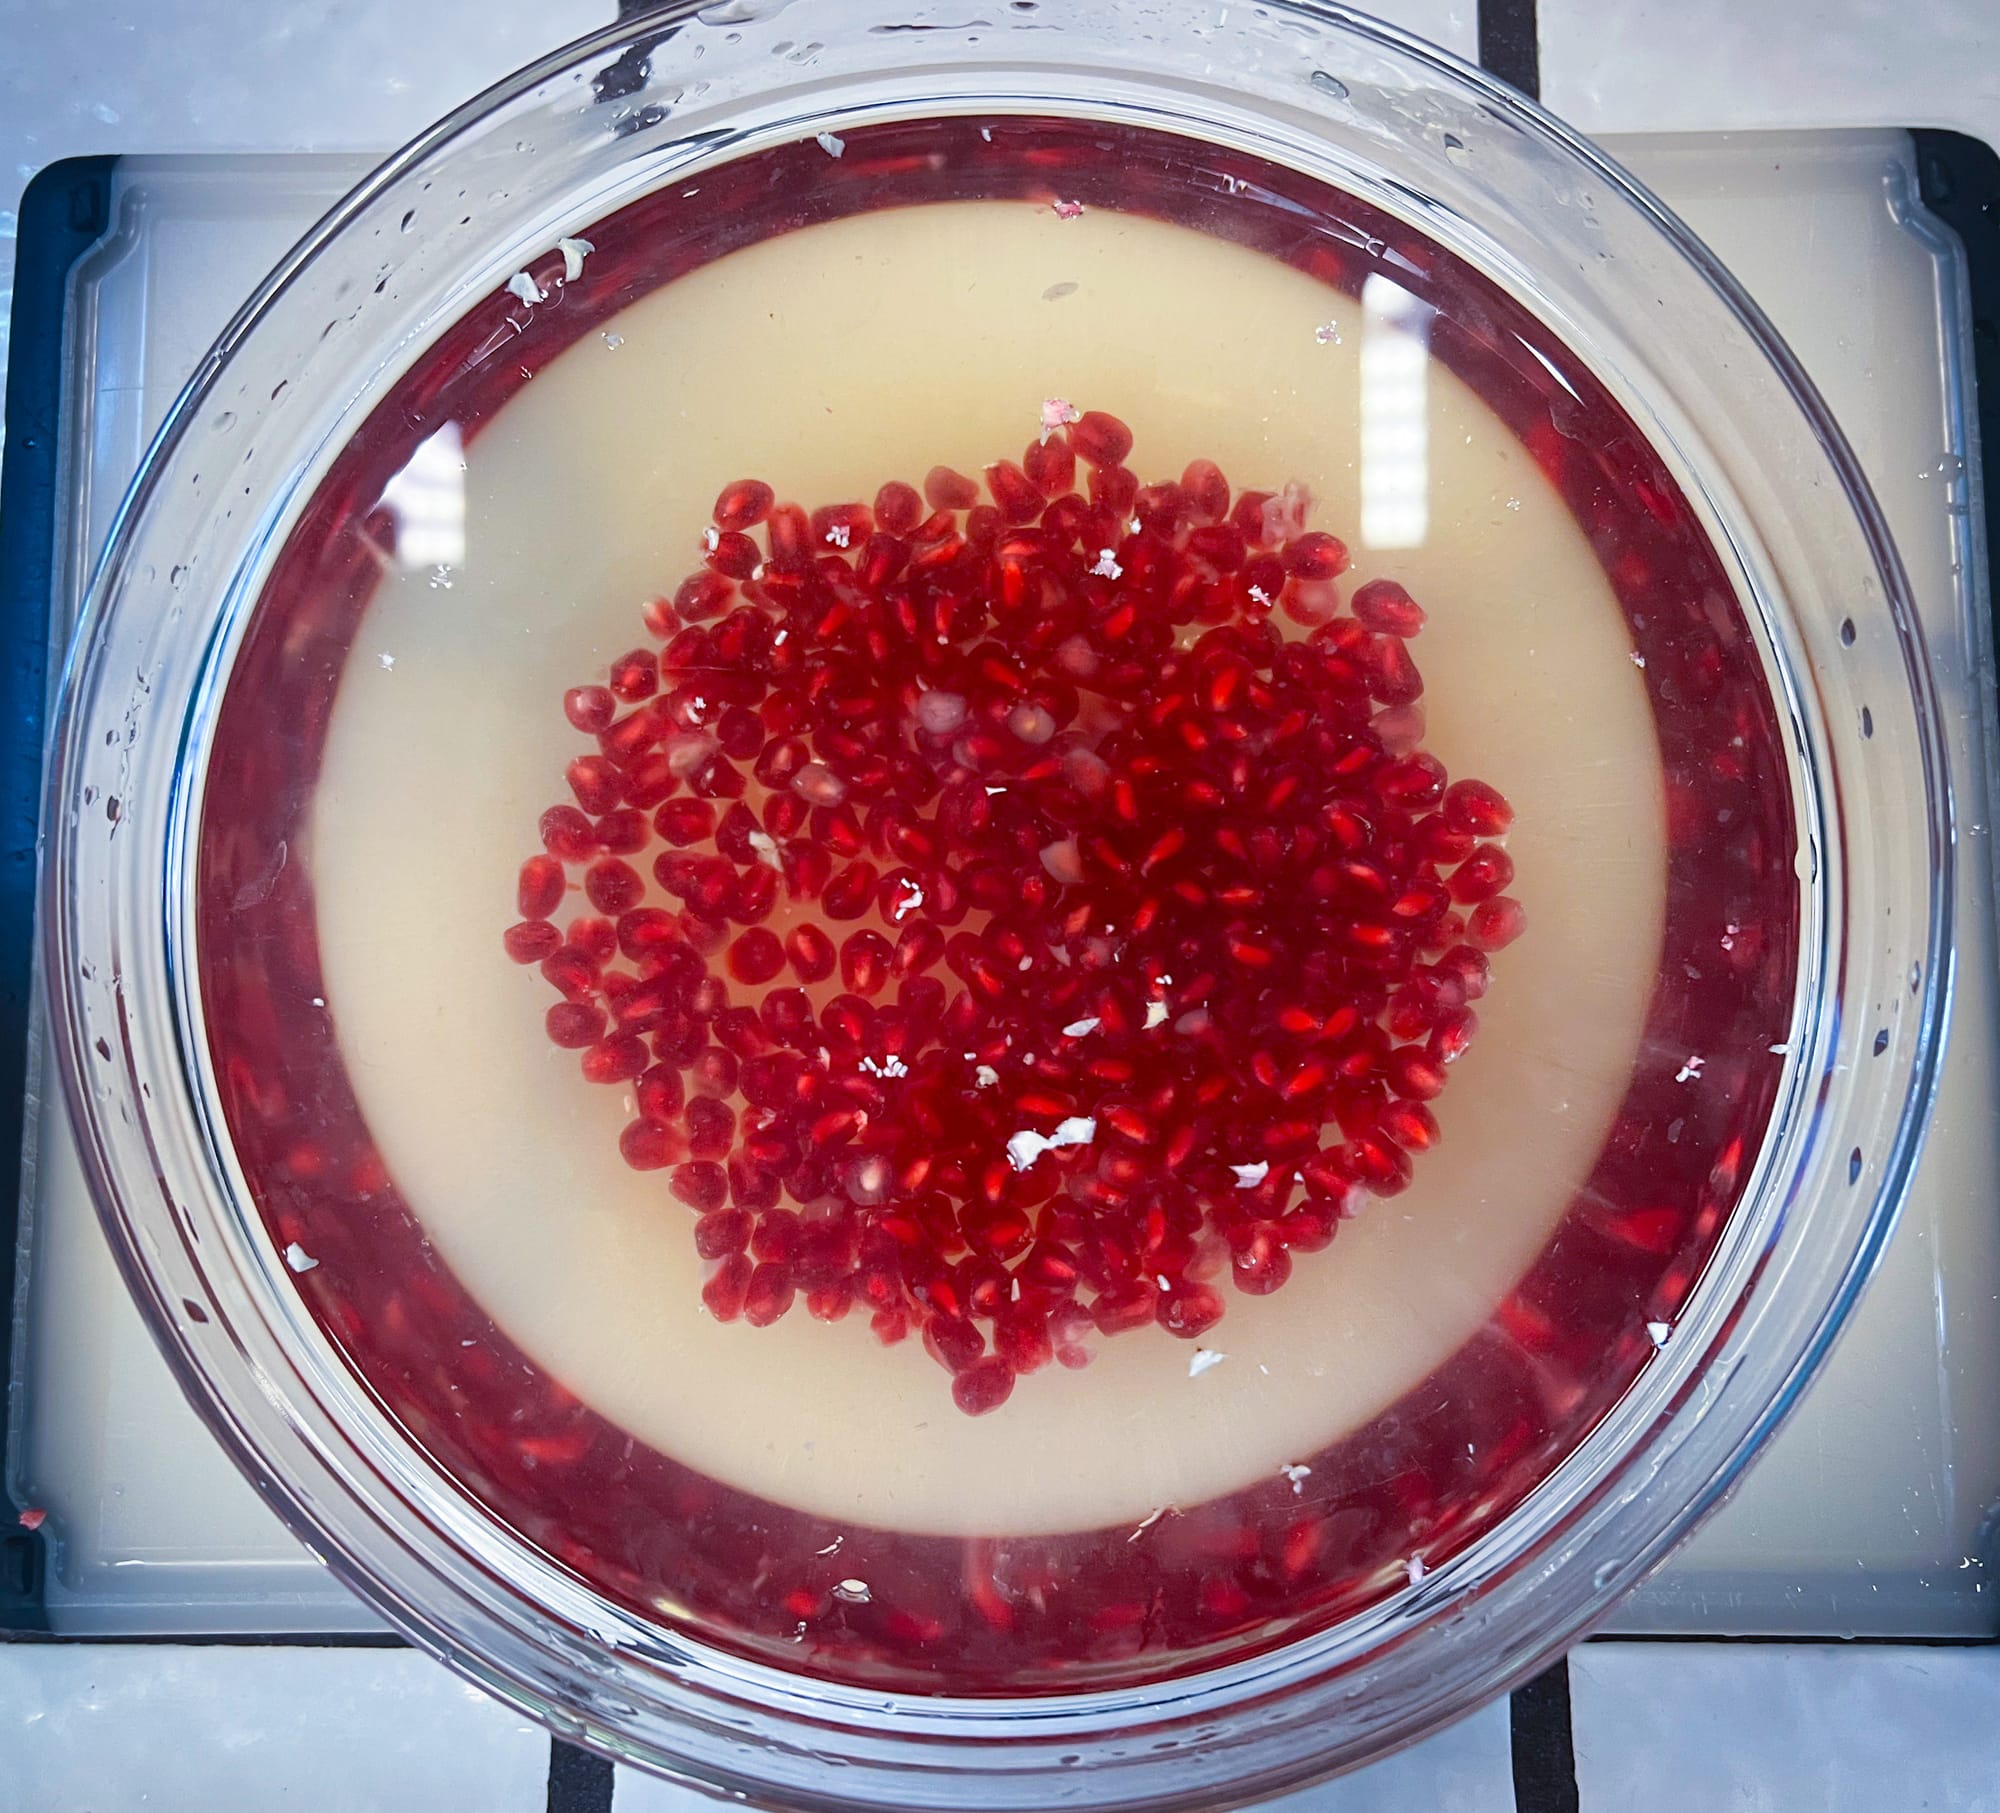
[{"x1": 306, "y1": 200, "x2": 1665, "y2": 1538}]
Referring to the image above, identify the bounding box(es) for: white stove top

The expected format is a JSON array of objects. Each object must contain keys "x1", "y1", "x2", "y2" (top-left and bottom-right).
[{"x1": 9, "y1": 129, "x2": 1996, "y2": 1640}]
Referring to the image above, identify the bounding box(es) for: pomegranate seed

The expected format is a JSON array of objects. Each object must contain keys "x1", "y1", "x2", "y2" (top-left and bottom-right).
[
  {"x1": 695, "y1": 1207, "x2": 751, "y2": 1258},
  {"x1": 1070, "y1": 409, "x2": 1134, "y2": 466},
  {"x1": 1467, "y1": 895, "x2": 1527, "y2": 951},
  {"x1": 540, "y1": 805, "x2": 597, "y2": 864},
  {"x1": 564, "y1": 685, "x2": 615, "y2": 732},
  {"x1": 986, "y1": 460, "x2": 1044, "y2": 524},
  {"x1": 546, "y1": 1002, "x2": 605, "y2": 1049},
  {"x1": 874, "y1": 479, "x2": 923, "y2": 534},
  {"x1": 655, "y1": 798, "x2": 716, "y2": 846},
  {"x1": 595, "y1": 809, "x2": 648, "y2": 855},
  {"x1": 670, "y1": 1162, "x2": 728, "y2": 1213},
  {"x1": 503, "y1": 920, "x2": 560, "y2": 964},
  {"x1": 841, "y1": 930, "x2": 892, "y2": 996},
  {"x1": 785, "y1": 923, "x2": 836, "y2": 982},
  {"x1": 952, "y1": 1356, "x2": 1016, "y2": 1415},
  {"x1": 712, "y1": 477, "x2": 774, "y2": 531},
  {"x1": 581, "y1": 1035, "x2": 648, "y2": 1085},
  {"x1": 1387, "y1": 1046, "x2": 1448, "y2": 1101},
  {"x1": 813, "y1": 501, "x2": 873, "y2": 548},
  {"x1": 744, "y1": 1261, "x2": 796, "y2": 1327},
  {"x1": 636, "y1": 1063, "x2": 685, "y2": 1122},
  {"x1": 1379, "y1": 1100, "x2": 1439, "y2": 1150},
  {"x1": 822, "y1": 861, "x2": 879, "y2": 920},
  {"x1": 517, "y1": 855, "x2": 566, "y2": 919},
  {"x1": 1283, "y1": 531, "x2": 1350, "y2": 580},
  {"x1": 925, "y1": 465, "x2": 980, "y2": 510},
  {"x1": 585, "y1": 858, "x2": 644, "y2": 916},
  {"x1": 1181, "y1": 457, "x2": 1230, "y2": 524},
  {"x1": 1157, "y1": 1280, "x2": 1224, "y2": 1339},
  {"x1": 702, "y1": 1252, "x2": 752, "y2": 1320},
  {"x1": 706, "y1": 530, "x2": 760, "y2": 579},
  {"x1": 1443, "y1": 778, "x2": 1515, "y2": 837},
  {"x1": 1352, "y1": 578, "x2": 1427, "y2": 637},
  {"x1": 609, "y1": 648, "x2": 659, "y2": 701},
  {"x1": 1023, "y1": 436, "x2": 1076, "y2": 496},
  {"x1": 728, "y1": 928, "x2": 785, "y2": 984},
  {"x1": 619, "y1": 1118, "x2": 684, "y2": 1171},
  {"x1": 566, "y1": 756, "x2": 625, "y2": 817},
  {"x1": 1232, "y1": 1231, "x2": 1292, "y2": 1295},
  {"x1": 1449, "y1": 845, "x2": 1515, "y2": 903}
]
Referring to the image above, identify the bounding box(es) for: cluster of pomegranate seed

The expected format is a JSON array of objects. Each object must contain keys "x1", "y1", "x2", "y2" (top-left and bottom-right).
[{"x1": 507, "y1": 407, "x2": 1521, "y2": 1414}]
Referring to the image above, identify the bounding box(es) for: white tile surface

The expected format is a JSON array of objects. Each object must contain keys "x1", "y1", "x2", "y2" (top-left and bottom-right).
[
  {"x1": 0, "y1": 0, "x2": 606, "y2": 452},
  {"x1": 1573, "y1": 1644, "x2": 2000, "y2": 1812},
  {"x1": 0, "y1": 1643, "x2": 549, "y2": 1812},
  {"x1": 1541, "y1": 0, "x2": 2000, "y2": 146},
  {"x1": 612, "y1": 1696, "x2": 1515, "y2": 1810}
]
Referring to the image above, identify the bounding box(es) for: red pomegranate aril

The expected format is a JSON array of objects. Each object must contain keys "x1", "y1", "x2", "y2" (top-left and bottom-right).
[
  {"x1": 540, "y1": 804, "x2": 597, "y2": 864},
  {"x1": 874, "y1": 479, "x2": 924, "y2": 535},
  {"x1": 546, "y1": 1002, "x2": 606, "y2": 1049},
  {"x1": 728, "y1": 927, "x2": 785, "y2": 984},
  {"x1": 540, "y1": 949, "x2": 597, "y2": 1004},
  {"x1": 840, "y1": 929, "x2": 892, "y2": 996},
  {"x1": 517, "y1": 854, "x2": 566, "y2": 919},
  {"x1": 1467, "y1": 895, "x2": 1527, "y2": 951},
  {"x1": 609, "y1": 648, "x2": 659, "y2": 701},
  {"x1": 581, "y1": 1034, "x2": 648, "y2": 1085},
  {"x1": 812, "y1": 501, "x2": 873, "y2": 549},
  {"x1": 952, "y1": 1356, "x2": 1016, "y2": 1416},
  {"x1": 712, "y1": 477, "x2": 774, "y2": 531},
  {"x1": 1283, "y1": 530, "x2": 1350, "y2": 580},
  {"x1": 1180, "y1": 457, "x2": 1231, "y2": 525},
  {"x1": 563, "y1": 685, "x2": 616, "y2": 733},
  {"x1": 1094, "y1": 1283, "x2": 1155, "y2": 1335},
  {"x1": 622, "y1": 753, "x2": 679, "y2": 810},
  {"x1": 689, "y1": 1046, "x2": 739, "y2": 1099},
  {"x1": 822, "y1": 861, "x2": 879, "y2": 920},
  {"x1": 587, "y1": 806, "x2": 644, "y2": 855},
  {"x1": 686, "y1": 1096, "x2": 736, "y2": 1160},
  {"x1": 1352, "y1": 577, "x2": 1427, "y2": 637},
  {"x1": 673, "y1": 569, "x2": 730, "y2": 623},
  {"x1": 779, "y1": 923, "x2": 833, "y2": 983},
  {"x1": 669, "y1": 1161, "x2": 729, "y2": 1213},
  {"x1": 1231, "y1": 1230, "x2": 1292, "y2": 1295},
  {"x1": 1387, "y1": 1046, "x2": 1448, "y2": 1101},
  {"x1": 702, "y1": 1251, "x2": 753, "y2": 1321},
  {"x1": 1070, "y1": 409, "x2": 1134, "y2": 467},
  {"x1": 695, "y1": 1207, "x2": 751, "y2": 1259},
  {"x1": 1363, "y1": 635, "x2": 1425, "y2": 706},
  {"x1": 619, "y1": 1118, "x2": 684, "y2": 1171},
  {"x1": 705, "y1": 529, "x2": 761, "y2": 579},
  {"x1": 742, "y1": 1261, "x2": 796, "y2": 1328},
  {"x1": 1443, "y1": 777, "x2": 1515, "y2": 837},
  {"x1": 924, "y1": 465, "x2": 980, "y2": 510},
  {"x1": 585, "y1": 858, "x2": 644, "y2": 916},
  {"x1": 1379, "y1": 1099, "x2": 1440, "y2": 1151},
  {"x1": 1156, "y1": 1280, "x2": 1225, "y2": 1339},
  {"x1": 654, "y1": 797, "x2": 716, "y2": 846},
  {"x1": 1023, "y1": 435, "x2": 1076, "y2": 496},
  {"x1": 636, "y1": 1063, "x2": 685, "y2": 1123},
  {"x1": 567, "y1": 756, "x2": 625, "y2": 817},
  {"x1": 986, "y1": 459, "x2": 1044, "y2": 524},
  {"x1": 503, "y1": 919, "x2": 560, "y2": 964},
  {"x1": 1449, "y1": 845, "x2": 1515, "y2": 903}
]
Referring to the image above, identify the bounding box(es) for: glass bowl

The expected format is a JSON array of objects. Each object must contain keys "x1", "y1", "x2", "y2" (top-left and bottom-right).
[{"x1": 44, "y1": 0, "x2": 1950, "y2": 1804}]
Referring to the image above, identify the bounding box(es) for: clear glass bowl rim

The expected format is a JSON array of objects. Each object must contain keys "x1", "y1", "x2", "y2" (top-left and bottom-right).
[{"x1": 39, "y1": 3, "x2": 1953, "y2": 1806}]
